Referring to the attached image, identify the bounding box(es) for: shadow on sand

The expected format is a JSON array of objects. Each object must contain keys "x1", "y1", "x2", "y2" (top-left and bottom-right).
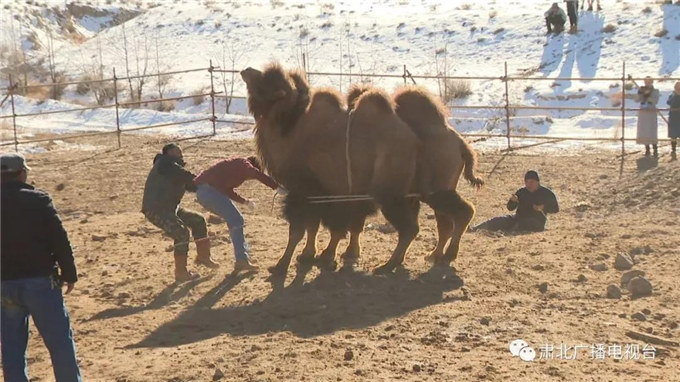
[
  {"x1": 130, "y1": 265, "x2": 464, "y2": 348},
  {"x1": 88, "y1": 276, "x2": 212, "y2": 321}
]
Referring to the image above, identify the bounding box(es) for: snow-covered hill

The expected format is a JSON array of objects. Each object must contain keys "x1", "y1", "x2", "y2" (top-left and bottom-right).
[{"x1": 1, "y1": 0, "x2": 679, "y2": 144}]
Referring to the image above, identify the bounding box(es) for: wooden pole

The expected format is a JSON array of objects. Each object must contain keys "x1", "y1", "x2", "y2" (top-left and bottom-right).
[
  {"x1": 403, "y1": 65, "x2": 407, "y2": 85},
  {"x1": 9, "y1": 74, "x2": 18, "y2": 152},
  {"x1": 504, "y1": 62, "x2": 511, "y2": 150},
  {"x1": 621, "y1": 62, "x2": 626, "y2": 157},
  {"x1": 209, "y1": 60, "x2": 217, "y2": 136},
  {"x1": 113, "y1": 68, "x2": 121, "y2": 148}
]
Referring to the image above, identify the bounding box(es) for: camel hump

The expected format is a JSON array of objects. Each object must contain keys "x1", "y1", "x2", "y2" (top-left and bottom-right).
[
  {"x1": 347, "y1": 84, "x2": 373, "y2": 110},
  {"x1": 353, "y1": 88, "x2": 395, "y2": 116},
  {"x1": 309, "y1": 88, "x2": 345, "y2": 111},
  {"x1": 393, "y1": 86, "x2": 449, "y2": 134}
]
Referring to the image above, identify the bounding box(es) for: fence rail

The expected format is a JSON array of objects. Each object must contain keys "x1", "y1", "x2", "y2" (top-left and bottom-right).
[{"x1": 2, "y1": 61, "x2": 678, "y2": 155}]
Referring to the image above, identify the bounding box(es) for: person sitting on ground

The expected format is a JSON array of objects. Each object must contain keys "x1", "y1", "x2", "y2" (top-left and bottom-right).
[
  {"x1": 470, "y1": 170, "x2": 559, "y2": 233},
  {"x1": 194, "y1": 156, "x2": 283, "y2": 273},
  {"x1": 545, "y1": 3, "x2": 567, "y2": 34},
  {"x1": 142, "y1": 143, "x2": 219, "y2": 282}
]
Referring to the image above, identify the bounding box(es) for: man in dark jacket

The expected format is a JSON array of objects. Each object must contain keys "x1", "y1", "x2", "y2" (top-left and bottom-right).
[
  {"x1": 471, "y1": 170, "x2": 559, "y2": 232},
  {"x1": 142, "y1": 143, "x2": 218, "y2": 282},
  {"x1": 1, "y1": 153, "x2": 82, "y2": 382},
  {"x1": 545, "y1": 3, "x2": 567, "y2": 34}
]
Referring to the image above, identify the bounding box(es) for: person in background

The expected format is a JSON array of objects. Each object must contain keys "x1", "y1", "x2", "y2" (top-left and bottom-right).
[
  {"x1": 142, "y1": 143, "x2": 219, "y2": 282},
  {"x1": 667, "y1": 81, "x2": 680, "y2": 161},
  {"x1": 635, "y1": 77, "x2": 660, "y2": 157},
  {"x1": 564, "y1": 0, "x2": 579, "y2": 30},
  {"x1": 194, "y1": 156, "x2": 283, "y2": 273},
  {"x1": 1, "y1": 153, "x2": 82, "y2": 382},
  {"x1": 470, "y1": 170, "x2": 559, "y2": 233},
  {"x1": 582, "y1": 0, "x2": 602, "y2": 11},
  {"x1": 545, "y1": 3, "x2": 567, "y2": 34}
]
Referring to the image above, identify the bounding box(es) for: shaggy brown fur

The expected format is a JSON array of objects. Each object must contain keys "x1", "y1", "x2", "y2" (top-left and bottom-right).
[
  {"x1": 392, "y1": 85, "x2": 484, "y2": 265},
  {"x1": 242, "y1": 63, "x2": 421, "y2": 275}
]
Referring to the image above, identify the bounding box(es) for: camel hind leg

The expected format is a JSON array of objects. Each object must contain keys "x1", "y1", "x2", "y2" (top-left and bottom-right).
[
  {"x1": 424, "y1": 210, "x2": 453, "y2": 264},
  {"x1": 374, "y1": 197, "x2": 420, "y2": 274},
  {"x1": 425, "y1": 190, "x2": 475, "y2": 267}
]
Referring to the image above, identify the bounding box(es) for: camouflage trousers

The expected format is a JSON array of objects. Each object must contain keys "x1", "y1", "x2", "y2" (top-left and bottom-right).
[{"x1": 144, "y1": 207, "x2": 207, "y2": 256}]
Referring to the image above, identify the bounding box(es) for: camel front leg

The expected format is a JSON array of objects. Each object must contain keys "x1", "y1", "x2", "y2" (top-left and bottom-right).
[
  {"x1": 269, "y1": 220, "x2": 306, "y2": 276},
  {"x1": 341, "y1": 213, "x2": 366, "y2": 268},
  {"x1": 315, "y1": 229, "x2": 344, "y2": 271},
  {"x1": 297, "y1": 216, "x2": 320, "y2": 264}
]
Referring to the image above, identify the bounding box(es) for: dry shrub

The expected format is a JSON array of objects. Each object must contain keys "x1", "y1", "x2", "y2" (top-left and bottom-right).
[
  {"x1": 157, "y1": 100, "x2": 176, "y2": 112},
  {"x1": 442, "y1": 79, "x2": 472, "y2": 102},
  {"x1": 191, "y1": 89, "x2": 207, "y2": 105},
  {"x1": 25, "y1": 85, "x2": 50, "y2": 101},
  {"x1": 610, "y1": 92, "x2": 623, "y2": 107}
]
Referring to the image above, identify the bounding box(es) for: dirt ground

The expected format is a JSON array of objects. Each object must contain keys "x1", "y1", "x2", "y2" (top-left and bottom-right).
[{"x1": 2, "y1": 134, "x2": 679, "y2": 382}]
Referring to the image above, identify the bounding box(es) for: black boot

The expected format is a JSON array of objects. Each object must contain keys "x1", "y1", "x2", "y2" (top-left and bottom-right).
[
  {"x1": 672, "y1": 140, "x2": 677, "y2": 161},
  {"x1": 644, "y1": 145, "x2": 651, "y2": 157},
  {"x1": 653, "y1": 144, "x2": 658, "y2": 158}
]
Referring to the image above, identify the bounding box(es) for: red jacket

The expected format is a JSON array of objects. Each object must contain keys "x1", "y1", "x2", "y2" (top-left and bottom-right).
[{"x1": 193, "y1": 158, "x2": 278, "y2": 203}]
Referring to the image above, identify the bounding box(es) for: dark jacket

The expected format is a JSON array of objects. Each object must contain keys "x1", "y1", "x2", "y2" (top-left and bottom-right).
[
  {"x1": 1, "y1": 181, "x2": 77, "y2": 283},
  {"x1": 667, "y1": 93, "x2": 680, "y2": 138},
  {"x1": 142, "y1": 154, "x2": 197, "y2": 214},
  {"x1": 507, "y1": 186, "x2": 559, "y2": 231}
]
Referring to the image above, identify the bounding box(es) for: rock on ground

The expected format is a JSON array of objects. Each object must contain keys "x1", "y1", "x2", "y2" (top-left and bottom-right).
[
  {"x1": 606, "y1": 285, "x2": 622, "y2": 299},
  {"x1": 614, "y1": 253, "x2": 634, "y2": 271},
  {"x1": 627, "y1": 277, "x2": 653, "y2": 298}
]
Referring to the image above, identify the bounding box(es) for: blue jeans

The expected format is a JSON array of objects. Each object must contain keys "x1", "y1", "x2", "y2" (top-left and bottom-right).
[
  {"x1": 1, "y1": 277, "x2": 82, "y2": 382},
  {"x1": 196, "y1": 184, "x2": 249, "y2": 261}
]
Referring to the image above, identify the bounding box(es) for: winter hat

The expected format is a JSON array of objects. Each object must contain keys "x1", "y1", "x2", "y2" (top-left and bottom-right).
[{"x1": 524, "y1": 170, "x2": 540, "y2": 182}]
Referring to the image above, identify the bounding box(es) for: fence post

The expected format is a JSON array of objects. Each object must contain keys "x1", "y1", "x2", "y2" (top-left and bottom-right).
[
  {"x1": 209, "y1": 60, "x2": 217, "y2": 136},
  {"x1": 403, "y1": 65, "x2": 407, "y2": 85},
  {"x1": 503, "y1": 62, "x2": 511, "y2": 150},
  {"x1": 8, "y1": 74, "x2": 18, "y2": 152},
  {"x1": 621, "y1": 62, "x2": 626, "y2": 157},
  {"x1": 113, "y1": 68, "x2": 121, "y2": 148}
]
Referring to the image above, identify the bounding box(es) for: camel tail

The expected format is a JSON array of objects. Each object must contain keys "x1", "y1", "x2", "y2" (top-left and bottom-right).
[{"x1": 460, "y1": 139, "x2": 484, "y2": 189}]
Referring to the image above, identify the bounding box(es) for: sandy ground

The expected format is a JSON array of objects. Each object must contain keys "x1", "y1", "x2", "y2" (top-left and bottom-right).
[{"x1": 1, "y1": 134, "x2": 679, "y2": 382}]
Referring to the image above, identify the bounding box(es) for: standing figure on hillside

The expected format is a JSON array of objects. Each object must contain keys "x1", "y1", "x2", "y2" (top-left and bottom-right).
[
  {"x1": 544, "y1": 3, "x2": 567, "y2": 34},
  {"x1": 142, "y1": 143, "x2": 219, "y2": 282},
  {"x1": 1, "y1": 153, "x2": 82, "y2": 382},
  {"x1": 667, "y1": 81, "x2": 680, "y2": 161},
  {"x1": 582, "y1": 0, "x2": 602, "y2": 11},
  {"x1": 636, "y1": 77, "x2": 660, "y2": 157},
  {"x1": 564, "y1": 0, "x2": 579, "y2": 30},
  {"x1": 470, "y1": 170, "x2": 559, "y2": 233},
  {"x1": 193, "y1": 156, "x2": 284, "y2": 273}
]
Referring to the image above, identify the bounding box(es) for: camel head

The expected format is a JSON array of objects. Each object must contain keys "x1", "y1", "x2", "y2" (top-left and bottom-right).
[{"x1": 241, "y1": 63, "x2": 310, "y2": 135}]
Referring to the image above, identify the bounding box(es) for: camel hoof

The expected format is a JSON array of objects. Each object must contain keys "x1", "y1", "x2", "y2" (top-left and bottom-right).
[
  {"x1": 373, "y1": 263, "x2": 396, "y2": 275},
  {"x1": 268, "y1": 264, "x2": 288, "y2": 276},
  {"x1": 315, "y1": 257, "x2": 337, "y2": 271}
]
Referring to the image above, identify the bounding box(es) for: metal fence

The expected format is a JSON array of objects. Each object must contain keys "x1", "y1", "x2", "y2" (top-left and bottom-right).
[{"x1": 1, "y1": 61, "x2": 678, "y2": 156}]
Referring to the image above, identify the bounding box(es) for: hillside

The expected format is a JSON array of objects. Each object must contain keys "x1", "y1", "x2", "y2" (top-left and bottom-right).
[{"x1": 1, "y1": 0, "x2": 679, "y2": 142}]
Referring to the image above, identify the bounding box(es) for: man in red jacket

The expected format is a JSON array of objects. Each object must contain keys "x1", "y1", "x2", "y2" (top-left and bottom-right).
[{"x1": 194, "y1": 156, "x2": 282, "y2": 272}]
